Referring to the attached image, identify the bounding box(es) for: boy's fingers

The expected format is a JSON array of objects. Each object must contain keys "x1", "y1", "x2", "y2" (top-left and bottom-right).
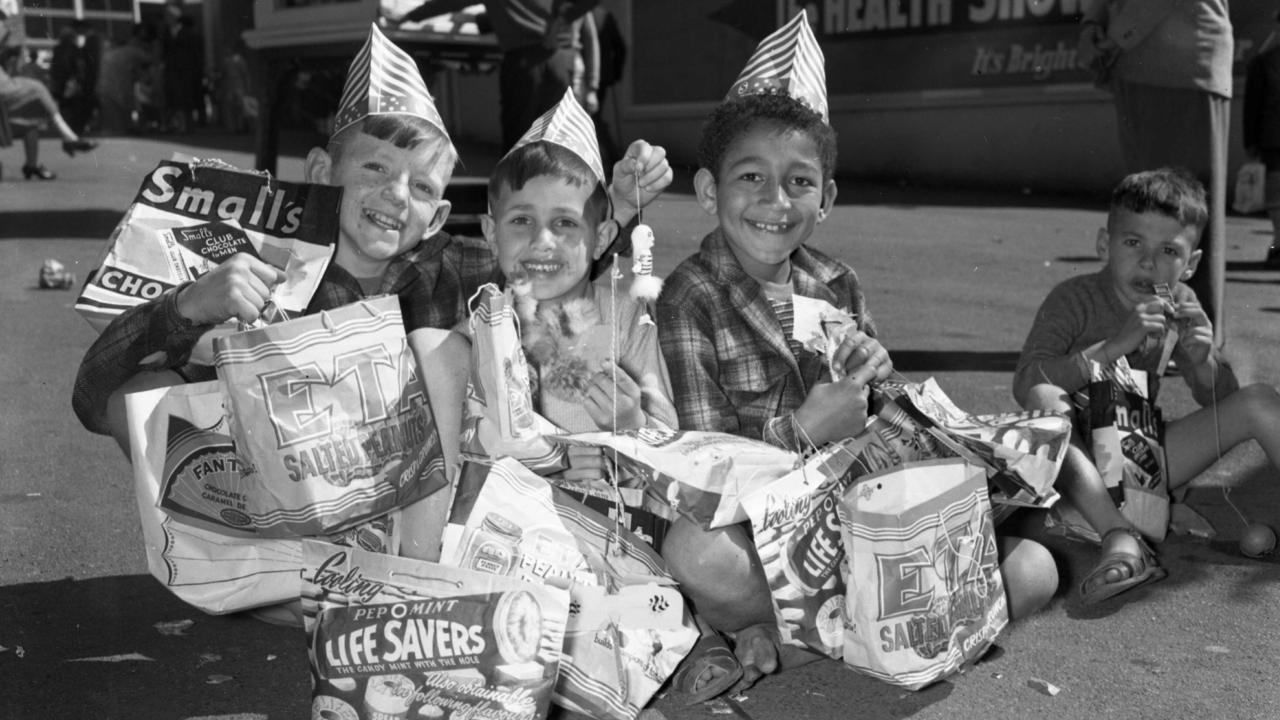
[{"x1": 599, "y1": 361, "x2": 641, "y2": 395}]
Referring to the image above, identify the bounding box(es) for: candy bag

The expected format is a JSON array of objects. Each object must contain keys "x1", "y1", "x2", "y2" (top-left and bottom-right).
[{"x1": 302, "y1": 539, "x2": 569, "y2": 720}]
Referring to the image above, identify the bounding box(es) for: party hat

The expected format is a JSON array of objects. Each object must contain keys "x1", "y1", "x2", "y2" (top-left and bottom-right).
[
  {"x1": 332, "y1": 24, "x2": 449, "y2": 140},
  {"x1": 726, "y1": 10, "x2": 828, "y2": 122},
  {"x1": 506, "y1": 89, "x2": 605, "y2": 185}
]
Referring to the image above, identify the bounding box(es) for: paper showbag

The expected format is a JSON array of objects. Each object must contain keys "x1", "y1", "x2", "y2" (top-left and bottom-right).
[
  {"x1": 214, "y1": 296, "x2": 447, "y2": 537},
  {"x1": 839, "y1": 460, "x2": 1007, "y2": 690}
]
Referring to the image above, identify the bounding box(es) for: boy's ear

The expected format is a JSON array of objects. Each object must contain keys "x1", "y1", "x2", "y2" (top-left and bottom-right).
[
  {"x1": 817, "y1": 179, "x2": 838, "y2": 223},
  {"x1": 480, "y1": 213, "x2": 497, "y2": 246},
  {"x1": 304, "y1": 147, "x2": 333, "y2": 185},
  {"x1": 693, "y1": 168, "x2": 718, "y2": 216},
  {"x1": 1184, "y1": 247, "x2": 1203, "y2": 280},
  {"x1": 593, "y1": 216, "x2": 620, "y2": 261},
  {"x1": 1095, "y1": 228, "x2": 1109, "y2": 261},
  {"x1": 423, "y1": 199, "x2": 452, "y2": 240}
]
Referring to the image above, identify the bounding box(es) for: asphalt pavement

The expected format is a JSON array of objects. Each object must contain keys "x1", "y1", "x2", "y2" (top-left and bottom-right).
[{"x1": 3, "y1": 132, "x2": 1280, "y2": 720}]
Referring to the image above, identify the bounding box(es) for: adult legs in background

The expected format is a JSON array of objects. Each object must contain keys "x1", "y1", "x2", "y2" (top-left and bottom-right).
[{"x1": 1114, "y1": 81, "x2": 1229, "y2": 347}]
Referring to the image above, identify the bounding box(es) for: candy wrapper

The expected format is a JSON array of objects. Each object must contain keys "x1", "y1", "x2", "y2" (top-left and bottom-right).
[
  {"x1": 793, "y1": 294, "x2": 859, "y2": 381},
  {"x1": 838, "y1": 460, "x2": 1007, "y2": 690},
  {"x1": 302, "y1": 539, "x2": 569, "y2": 720},
  {"x1": 462, "y1": 283, "x2": 568, "y2": 473},
  {"x1": 557, "y1": 428, "x2": 799, "y2": 530},
  {"x1": 440, "y1": 459, "x2": 696, "y2": 720},
  {"x1": 214, "y1": 296, "x2": 448, "y2": 537},
  {"x1": 75, "y1": 158, "x2": 337, "y2": 334}
]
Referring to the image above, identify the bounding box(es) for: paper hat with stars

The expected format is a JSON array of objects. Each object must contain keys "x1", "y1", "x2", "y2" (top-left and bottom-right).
[
  {"x1": 726, "y1": 10, "x2": 828, "y2": 122},
  {"x1": 506, "y1": 89, "x2": 605, "y2": 185},
  {"x1": 331, "y1": 24, "x2": 449, "y2": 140}
]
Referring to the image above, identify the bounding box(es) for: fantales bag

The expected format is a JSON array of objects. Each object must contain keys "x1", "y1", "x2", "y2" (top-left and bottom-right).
[
  {"x1": 214, "y1": 296, "x2": 447, "y2": 537},
  {"x1": 76, "y1": 158, "x2": 337, "y2": 333},
  {"x1": 838, "y1": 459, "x2": 1007, "y2": 690},
  {"x1": 125, "y1": 383, "x2": 402, "y2": 615}
]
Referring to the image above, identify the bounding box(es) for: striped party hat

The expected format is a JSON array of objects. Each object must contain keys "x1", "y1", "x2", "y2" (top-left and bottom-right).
[
  {"x1": 331, "y1": 24, "x2": 449, "y2": 140},
  {"x1": 506, "y1": 89, "x2": 605, "y2": 185},
  {"x1": 726, "y1": 10, "x2": 828, "y2": 122}
]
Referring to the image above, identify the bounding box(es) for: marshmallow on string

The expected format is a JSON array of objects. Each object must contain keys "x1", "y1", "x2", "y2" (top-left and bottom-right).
[
  {"x1": 726, "y1": 10, "x2": 829, "y2": 123},
  {"x1": 332, "y1": 24, "x2": 453, "y2": 145}
]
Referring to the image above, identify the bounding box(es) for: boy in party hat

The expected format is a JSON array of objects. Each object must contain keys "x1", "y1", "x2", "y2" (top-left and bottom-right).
[
  {"x1": 654, "y1": 11, "x2": 1059, "y2": 696},
  {"x1": 472, "y1": 89, "x2": 678, "y2": 446}
]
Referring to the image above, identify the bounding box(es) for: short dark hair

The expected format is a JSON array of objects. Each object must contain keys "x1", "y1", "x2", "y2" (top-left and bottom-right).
[
  {"x1": 328, "y1": 114, "x2": 457, "y2": 176},
  {"x1": 1109, "y1": 167, "x2": 1209, "y2": 240},
  {"x1": 487, "y1": 141, "x2": 610, "y2": 225},
  {"x1": 697, "y1": 93, "x2": 837, "y2": 180}
]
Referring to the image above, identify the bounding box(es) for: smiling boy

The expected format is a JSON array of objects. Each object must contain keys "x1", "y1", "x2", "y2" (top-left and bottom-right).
[{"x1": 1015, "y1": 167, "x2": 1280, "y2": 605}]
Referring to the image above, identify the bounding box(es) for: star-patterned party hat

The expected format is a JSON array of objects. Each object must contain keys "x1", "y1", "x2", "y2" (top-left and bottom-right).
[
  {"x1": 331, "y1": 24, "x2": 449, "y2": 140},
  {"x1": 506, "y1": 89, "x2": 605, "y2": 185},
  {"x1": 726, "y1": 10, "x2": 828, "y2": 122}
]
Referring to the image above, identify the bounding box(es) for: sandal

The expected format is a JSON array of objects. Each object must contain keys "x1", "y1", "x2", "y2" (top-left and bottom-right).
[
  {"x1": 668, "y1": 623, "x2": 743, "y2": 705},
  {"x1": 1079, "y1": 526, "x2": 1167, "y2": 606}
]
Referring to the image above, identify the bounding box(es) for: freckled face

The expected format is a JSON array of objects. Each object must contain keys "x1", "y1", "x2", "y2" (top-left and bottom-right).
[
  {"x1": 316, "y1": 131, "x2": 453, "y2": 278},
  {"x1": 1097, "y1": 208, "x2": 1201, "y2": 309},
  {"x1": 485, "y1": 175, "x2": 611, "y2": 306},
  {"x1": 695, "y1": 124, "x2": 835, "y2": 282}
]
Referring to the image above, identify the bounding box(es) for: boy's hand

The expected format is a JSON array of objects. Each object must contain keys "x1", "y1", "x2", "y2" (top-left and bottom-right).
[
  {"x1": 829, "y1": 330, "x2": 892, "y2": 382},
  {"x1": 793, "y1": 363, "x2": 880, "y2": 448},
  {"x1": 610, "y1": 140, "x2": 673, "y2": 226},
  {"x1": 176, "y1": 253, "x2": 284, "y2": 325},
  {"x1": 582, "y1": 360, "x2": 645, "y2": 431},
  {"x1": 1174, "y1": 297, "x2": 1214, "y2": 366},
  {"x1": 1105, "y1": 299, "x2": 1166, "y2": 359}
]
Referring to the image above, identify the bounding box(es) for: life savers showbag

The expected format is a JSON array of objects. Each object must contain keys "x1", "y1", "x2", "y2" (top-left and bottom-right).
[
  {"x1": 214, "y1": 296, "x2": 448, "y2": 537},
  {"x1": 75, "y1": 158, "x2": 337, "y2": 333}
]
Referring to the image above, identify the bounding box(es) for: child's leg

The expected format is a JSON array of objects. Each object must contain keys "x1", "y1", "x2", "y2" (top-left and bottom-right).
[
  {"x1": 661, "y1": 516, "x2": 818, "y2": 691},
  {"x1": 1023, "y1": 384, "x2": 1158, "y2": 600},
  {"x1": 1165, "y1": 383, "x2": 1280, "y2": 489},
  {"x1": 996, "y1": 535, "x2": 1058, "y2": 620}
]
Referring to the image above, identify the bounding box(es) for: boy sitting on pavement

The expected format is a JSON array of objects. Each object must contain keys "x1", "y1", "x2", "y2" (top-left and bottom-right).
[
  {"x1": 655, "y1": 11, "x2": 1059, "y2": 698},
  {"x1": 1013, "y1": 167, "x2": 1280, "y2": 605}
]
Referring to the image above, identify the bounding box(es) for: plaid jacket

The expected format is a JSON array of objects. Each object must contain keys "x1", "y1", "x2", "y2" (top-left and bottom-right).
[
  {"x1": 655, "y1": 228, "x2": 875, "y2": 453},
  {"x1": 71, "y1": 232, "x2": 498, "y2": 435}
]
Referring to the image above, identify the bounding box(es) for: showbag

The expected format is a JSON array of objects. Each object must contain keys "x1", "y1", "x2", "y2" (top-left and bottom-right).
[
  {"x1": 215, "y1": 296, "x2": 448, "y2": 537},
  {"x1": 462, "y1": 283, "x2": 567, "y2": 473},
  {"x1": 302, "y1": 539, "x2": 570, "y2": 720},
  {"x1": 440, "y1": 459, "x2": 696, "y2": 720},
  {"x1": 75, "y1": 158, "x2": 337, "y2": 333},
  {"x1": 125, "y1": 383, "x2": 402, "y2": 615},
  {"x1": 839, "y1": 460, "x2": 1008, "y2": 690}
]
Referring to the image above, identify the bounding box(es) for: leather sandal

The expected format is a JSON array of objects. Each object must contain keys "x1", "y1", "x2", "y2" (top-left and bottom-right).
[
  {"x1": 1080, "y1": 526, "x2": 1167, "y2": 606},
  {"x1": 668, "y1": 624, "x2": 743, "y2": 705}
]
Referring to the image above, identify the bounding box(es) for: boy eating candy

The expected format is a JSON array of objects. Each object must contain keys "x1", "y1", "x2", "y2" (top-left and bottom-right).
[
  {"x1": 1014, "y1": 167, "x2": 1280, "y2": 605},
  {"x1": 656, "y1": 11, "x2": 1059, "y2": 696}
]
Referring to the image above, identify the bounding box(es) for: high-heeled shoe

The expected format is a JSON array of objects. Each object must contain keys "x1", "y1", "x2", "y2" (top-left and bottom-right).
[
  {"x1": 62, "y1": 139, "x2": 98, "y2": 157},
  {"x1": 22, "y1": 165, "x2": 57, "y2": 180}
]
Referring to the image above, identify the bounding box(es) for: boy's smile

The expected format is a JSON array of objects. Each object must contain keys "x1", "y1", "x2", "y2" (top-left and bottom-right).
[
  {"x1": 309, "y1": 131, "x2": 452, "y2": 279},
  {"x1": 485, "y1": 175, "x2": 615, "y2": 306},
  {"x1": 1097, "y1": 207, "x2": 1202, "y2": 309},
  {"x1": 694, "y1": 124, "x2": 836, "y2": 283}
]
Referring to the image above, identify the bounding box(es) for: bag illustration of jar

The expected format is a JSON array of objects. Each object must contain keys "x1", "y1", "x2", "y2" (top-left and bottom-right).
[{"x1": 463, "y1": 512, "x2": 524, "y2": 576}]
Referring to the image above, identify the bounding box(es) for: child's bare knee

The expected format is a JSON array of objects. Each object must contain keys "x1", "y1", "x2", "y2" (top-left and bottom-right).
[
  {"x1": 1023, "y1": 383, "x2": 1071, "y2": 413},
  {"x1": 1236, "y1": 383, "x2": 1280, "y2": 424}
]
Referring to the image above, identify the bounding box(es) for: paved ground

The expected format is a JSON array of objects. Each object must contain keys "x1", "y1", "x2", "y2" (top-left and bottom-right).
[{"x1": 3, "y1": 132, "x2": 1280, "y2": 719}]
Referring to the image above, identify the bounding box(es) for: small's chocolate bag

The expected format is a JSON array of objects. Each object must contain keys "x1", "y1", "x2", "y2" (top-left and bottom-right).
[
  {"x1": 214, "y1": 296, "x2": 448, "y2": 537},
  {"x1": 440, "y1": 459, "x2": 696, "y2": 720},
  {"x1": 302, "y1": 539, "x2": 569, "y2": 720},
  {"x1": 75, "y1": 158, "x2": 337, "y2": 333}
]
